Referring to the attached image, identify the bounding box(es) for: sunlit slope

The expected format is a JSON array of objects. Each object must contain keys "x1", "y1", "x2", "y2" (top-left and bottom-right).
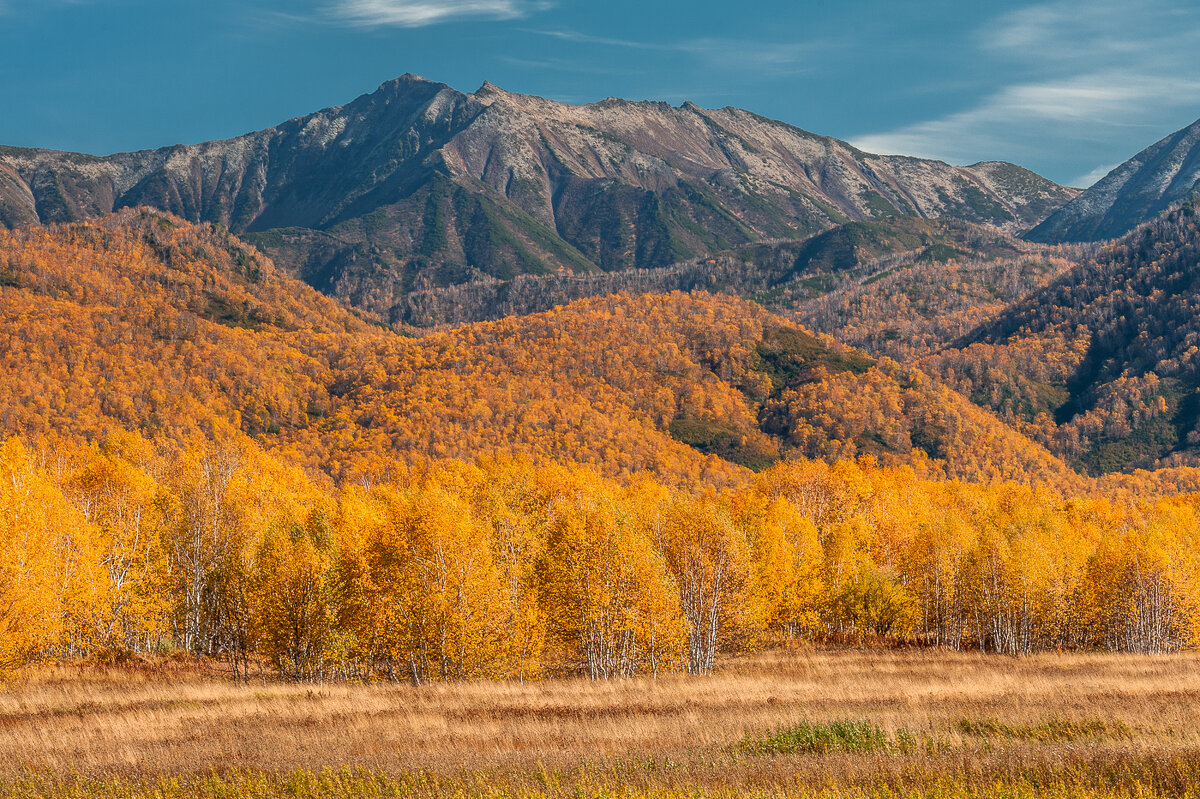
[{"x1": 0, "y1": 210, "x2": 1074, "y2": 484}]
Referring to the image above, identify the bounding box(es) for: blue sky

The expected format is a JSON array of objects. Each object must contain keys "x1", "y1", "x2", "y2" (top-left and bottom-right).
[{"x1": 3, "y1": 0, "x2": 1200, "y2": 187}]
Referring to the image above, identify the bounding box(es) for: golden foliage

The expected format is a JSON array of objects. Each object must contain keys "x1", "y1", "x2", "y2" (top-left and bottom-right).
[
  {"x1": 4, "y1": 432, "x2": 1200, "y2": 680},
  {"x1": 5, "y1": 211, "x2": 1200, "y2": 681},
  {"x1": 0, "y1": 210, "x2": 1085, "y2": 489}
]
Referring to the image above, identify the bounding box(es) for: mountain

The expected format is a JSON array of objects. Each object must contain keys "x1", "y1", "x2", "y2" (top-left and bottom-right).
[
  {"x1": 930, "y1": 201, "x2": 1200, "y2": 473},
  {"x1": 0, "y1": 75, "x2": 1076, "y2": 322},
  {"x1": 1028, "y1": 116, "x2": 1200, "y2": 243},
  {"x1": 0, "y1": 209, "x2": 1076, "y2": 486}
]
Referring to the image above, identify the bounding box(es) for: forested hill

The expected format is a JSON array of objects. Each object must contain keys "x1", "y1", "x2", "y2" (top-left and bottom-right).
[
  {"x1": 926, "y1": 201, "x2": 1200, "y2": 473},
  {"x1": 0, "y1": 208, "x2": 1076, "y2": 487},
  {"x1": 391, "y1": 216, "x2": 1039, "y2": 328},
  {"x1": 0, "y1": 75, "x2": 1075, "y2": 321}
]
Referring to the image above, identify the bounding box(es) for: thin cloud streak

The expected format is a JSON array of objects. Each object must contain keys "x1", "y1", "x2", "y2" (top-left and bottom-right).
[
  {"x1": 0, "y1": 0, "x2": 96, "y2": 11},
  {"x1": 852, "y1": 73, "x2": 1200, "y2": 166},
  {"x1": 529, "y1": 29, "x2": 662, "y2": 50},
  {"x1": 497, "y1": 55, "x2": 642, "y2": 77},
  {"x1": 527, "y1": 28, "x2": 823, "y2": 76},
  {"x1": 981, "y1": 0, "x2": 1200, "y2": 65},
  {"x1": 1074, "y1": 162, "x2": 1120, "y2": 189},
  {"x1": 327, "y1": 0, "x2": 551, "y2": 28}
]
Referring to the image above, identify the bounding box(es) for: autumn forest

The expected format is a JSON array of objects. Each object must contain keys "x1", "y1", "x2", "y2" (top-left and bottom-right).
[{"x1": 4, "y1": 202, "x2": 1200, "y2": 690}]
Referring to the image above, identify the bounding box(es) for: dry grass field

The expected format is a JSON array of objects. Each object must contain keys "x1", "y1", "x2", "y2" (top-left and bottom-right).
[{"x1": 5, "y1": 645, "x2": 1200, "y2": 797}]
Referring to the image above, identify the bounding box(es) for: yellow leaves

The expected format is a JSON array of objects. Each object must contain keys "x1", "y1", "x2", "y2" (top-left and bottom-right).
[
  {"x1": 832, "y1": 564, "x2": 917, "y2": 639},
  {"x1": 10, "y1": 422, "x2": 1200, "y2": 679},
  {"x1": 348, "y1": 484, "x2": 510, "y2": 682},
  {"x1": 541, "y1": 491, "x2": 685, "y2": 679},
  {"x1": 0, "y1": 438, "x2": 100, "y2": 675},
  {"x1": 0, "y1": 216, "x2": 784, "y2": 487},
  {"x1": 0, "y1": 211, "x2": 1092, "y2": 496},
  {"x1": 253, "y1": 519, "x2": 337, "y2": 680},
  {"x1": 747, "y1": 498, "x2": 823, "y2": 634},
  {"x1": 407, "y1": 490, "x2": 509, "y2": 678},
  {"x1": 656, "y1": 495, "x2": 755, "y2": 673},
  {"x1": 66, "y1": 432, "x2": 170, "y2": 649}
]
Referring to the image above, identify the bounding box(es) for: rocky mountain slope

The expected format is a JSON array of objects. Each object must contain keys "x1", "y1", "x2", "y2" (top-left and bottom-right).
[
  {"x1": 1027, "y1": 116, "x2": 1200, "y2": 243},
  {"x1": 0, "y1": 75, "x2": 1075, "y2": 319}
]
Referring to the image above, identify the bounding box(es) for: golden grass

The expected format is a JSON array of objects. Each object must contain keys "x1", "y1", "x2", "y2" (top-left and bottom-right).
[{"x1": 5, "y1": 645, "x2": 1200, "y2": 796}]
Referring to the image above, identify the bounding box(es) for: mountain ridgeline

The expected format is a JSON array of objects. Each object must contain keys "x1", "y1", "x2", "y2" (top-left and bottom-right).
[
  {"x1": 393, "y1": 216, "x2": 1038, "y2": 327},
  {"x1": 0, "y1": 75, "x2": 1075, "y2": 322},
  {"x1": 1029, "y1": 115, "x2": 1200, "y2": 243},
  {"x1": 13, "y1": 75, "x2": 1200, "y2": 481}
]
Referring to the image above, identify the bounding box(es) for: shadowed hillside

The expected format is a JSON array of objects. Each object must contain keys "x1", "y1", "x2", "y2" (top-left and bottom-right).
[{"x1": 931, "y1": 202, "x2": 1200, "y2": 473}]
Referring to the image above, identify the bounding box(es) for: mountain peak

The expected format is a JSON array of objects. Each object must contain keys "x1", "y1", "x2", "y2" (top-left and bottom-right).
[
  {"x1": 471, "y1": 80, "x2": 558, "y2": 110},
  {"x1": 372, "y1": 73, "x2": 448, "y2": 97},
  {"x1": 475, "y1": 80, "x2": 506, "y2": 95},
  {"x1": 1028, "y1": 114, "x2": 1200, "y2": 243},
  {"x1": 0, "y1": 75, "x2": 1076, "y2": 318},
  {"x1": 394, "y1": 72, "x2": 434, "y2": 85}
]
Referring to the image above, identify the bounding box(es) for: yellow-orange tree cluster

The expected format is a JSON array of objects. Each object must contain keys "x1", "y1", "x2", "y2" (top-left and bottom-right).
[{"x1": 4, "y1": 428, "x2": 1200, "y2": 682}]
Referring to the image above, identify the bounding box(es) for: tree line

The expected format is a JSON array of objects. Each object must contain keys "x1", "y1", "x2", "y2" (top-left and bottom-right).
[{"x1": 4, "y1": 428, "x2": 1199, "y2": 682}]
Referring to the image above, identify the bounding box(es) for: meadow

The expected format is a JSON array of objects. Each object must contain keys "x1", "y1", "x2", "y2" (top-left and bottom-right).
[{"x1": 5, "y1": 645, "x2": 1200, "y2": 798}]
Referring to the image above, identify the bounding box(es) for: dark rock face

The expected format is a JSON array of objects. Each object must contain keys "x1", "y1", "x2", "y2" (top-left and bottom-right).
[
  {"x1": 0, "y1": 75, "x2": 1076, "y2": 317},
  {"x1": 1028, "y1": 117, "x2": 1200, "y2": 244}
]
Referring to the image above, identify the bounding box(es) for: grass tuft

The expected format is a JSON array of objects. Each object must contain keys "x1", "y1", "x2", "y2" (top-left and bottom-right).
[
  {"x1": 955, "y1": 718, "x2": 1135, "y2": 743},
  {"x1": 738, "y1": 719, "x2": 896, "y2": 755}
]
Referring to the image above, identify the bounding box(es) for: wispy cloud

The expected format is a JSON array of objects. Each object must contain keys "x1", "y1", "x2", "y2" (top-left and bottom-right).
[
  {"x1": 848, "y1": 0, "x2": 1200, "y2": 179},
  {"x1": 497, "y1": 54, "x2": 642, "y2": 77},
  {"x1": 683, "y1": 38, "x2": 819, "y2": 76},
  {"x1": 327, "y1": 0, "x2": 551, "y2": 28},
  {"x1": 0, "y1": 0, "x2": 112, "y2": 11},
  {"x1": 527, "y1": 29, "x2": 823, "y2": 77},
  {"x1": 980, "y1": 0, "x2": 1198, "y2": 64},
  {"x1": 530, "y1": 29, "x2": 659, "y2": 50},
  {"x1": 1074, "y1": 162, "x2": 1120, "y2": 188},
  {"x1": 854, "y1": 72, "x2": 1200, "y2": 166}
]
